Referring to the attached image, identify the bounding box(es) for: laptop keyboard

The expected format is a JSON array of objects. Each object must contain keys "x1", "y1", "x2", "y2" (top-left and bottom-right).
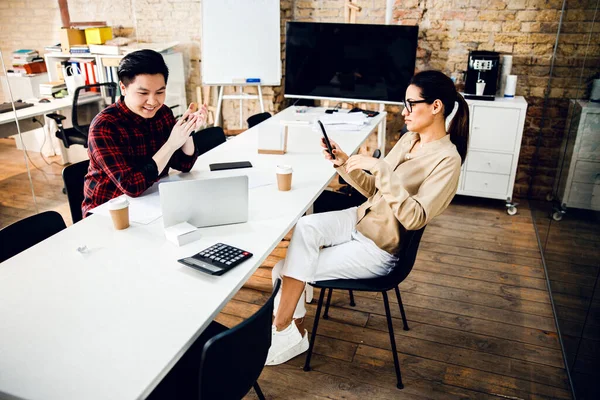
[{"x1": 178, "y1": 243, "x2": 253, "y2": 276}]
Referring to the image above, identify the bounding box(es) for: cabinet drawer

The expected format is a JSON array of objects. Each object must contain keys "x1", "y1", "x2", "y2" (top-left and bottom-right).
[
  {"x1": 567, "y1": 182, "x2": 600, "y2": 209},
  {"x1": 464, "y1": 172, "x2": 509, "y2": 196},
  {"x1": 578, "y1": 112, "x2": 600, "y2": 161},
  {"x1": 466, "y1": 151, "x2": 513, "y2": 175},
  {"x1": 573, "y1": 161, "x2": 600, "y2": 184},
  {"x1": 471, "y1": 106, "x2": 521, "y2": 152}
]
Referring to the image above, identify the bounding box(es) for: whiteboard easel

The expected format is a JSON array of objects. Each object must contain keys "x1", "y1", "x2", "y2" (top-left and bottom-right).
[
  {"x1": 215, "y1": 84, "x2": 265, "y2": 127},
  {"x1": 201, "y1": 0, "x2": 280, "y2": 127}
]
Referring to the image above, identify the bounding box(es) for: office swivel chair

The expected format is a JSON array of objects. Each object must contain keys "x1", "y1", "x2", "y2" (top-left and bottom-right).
[
  {"x1": 247, "y1": 112, "x2": 271, "y2": 129},
  {"x1": 46, "y1": 82, "x2": 118, "y2": 149},
  {"x1": 62, "y1": 159, "x2": 90, "y2": 224},
  {"x1": 0, "y1": 211, "x2": 67, "y2": 263},
  {"x1": 148, "y1": 280, "x2": 281, "y2": 400},
  {"x1": 303, "y1": 226, "x2": 427, "y2": 390}
]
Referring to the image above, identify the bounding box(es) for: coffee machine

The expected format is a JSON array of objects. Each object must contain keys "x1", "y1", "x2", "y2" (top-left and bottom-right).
[{"x1": 465, "y1": 51, "x2": 500, "y2": 101}]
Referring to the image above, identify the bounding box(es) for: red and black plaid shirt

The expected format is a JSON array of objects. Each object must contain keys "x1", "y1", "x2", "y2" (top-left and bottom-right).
[{"x1": 82, "y1": 99, "x2": 198, "y2": 218}]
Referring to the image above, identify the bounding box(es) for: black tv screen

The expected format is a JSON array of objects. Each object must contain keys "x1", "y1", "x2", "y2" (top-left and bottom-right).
[{"x1": 284, "y1": 22, "x2": 418, "y2": 105}]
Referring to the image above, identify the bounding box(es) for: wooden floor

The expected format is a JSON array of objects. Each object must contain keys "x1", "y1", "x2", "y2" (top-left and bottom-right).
[
  {"x1": 227, "y1": 199, "x2": 572, "y2": 400},
  {"x1": 532, "y1": 203, "x2": 600, "y2": 400},
  {"x1": 0, "y1": 138, "x2": 71, "y2": 228},
  {"x1": 0, "y1": 139, "x2": 571, "y2": 399}
]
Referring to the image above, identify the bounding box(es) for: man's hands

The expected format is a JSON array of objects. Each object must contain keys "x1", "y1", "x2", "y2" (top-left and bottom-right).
[
  {"x1": 167, "y1": 103, "x2": 209, "y2": 152},
  {"x1": 320, "y1": 137, "x2": 379, "y2": 173},
  {"x1": 167, "y1": 103, "x2": 200, "y2": 151}
]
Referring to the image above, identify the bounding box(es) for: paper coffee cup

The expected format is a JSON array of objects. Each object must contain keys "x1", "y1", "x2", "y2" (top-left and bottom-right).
[
  {"x1": 476, "y1": 81, "x2": 486, "y2": 96},
  {"x1": 276, "y1": 165, "x2": 293, "y2": 191},
  {"x1": 108, "y1": 197, "x2": 130, "y2": 230}
]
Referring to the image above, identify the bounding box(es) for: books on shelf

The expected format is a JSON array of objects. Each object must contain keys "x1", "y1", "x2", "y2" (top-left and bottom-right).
[
  {"x1": 88, "y1": 44, "x2": 121, "y2": 55},
  {"x1": 11, "y1": 50, "x2": 46, "y2": 75},
  {"x1": 39, "y1": 81, "x2": 67, "y2": 96},
  {"x1": 70, "y1": 45, "x2": 91, "y2": 54}
]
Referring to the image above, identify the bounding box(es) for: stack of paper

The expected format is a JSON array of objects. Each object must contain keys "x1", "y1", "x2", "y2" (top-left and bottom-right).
[{"x1": 318, "y1": 113, "x2": 369, "y2": 131}]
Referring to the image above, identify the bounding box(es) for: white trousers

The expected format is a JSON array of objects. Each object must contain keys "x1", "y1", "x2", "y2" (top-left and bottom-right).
[{"x1": 272, "y1": 207, "x2": 397, "y2": 319}]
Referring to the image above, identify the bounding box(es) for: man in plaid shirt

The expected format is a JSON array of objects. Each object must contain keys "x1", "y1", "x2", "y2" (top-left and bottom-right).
[{"x1": 82, "y1": 50, "x2": 207, "y2": 218}]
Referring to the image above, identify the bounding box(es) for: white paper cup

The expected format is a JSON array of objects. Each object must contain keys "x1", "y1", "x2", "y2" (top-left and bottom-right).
[
  {"x1": 108, "y1": 197, "x2": 130, "y2": 230},
  {"x1": 276, "y1": 165, "x2": 293, "y2": 191},
  {"x1": 476, "y1": 81, "x2": 486, "y2": 96}
]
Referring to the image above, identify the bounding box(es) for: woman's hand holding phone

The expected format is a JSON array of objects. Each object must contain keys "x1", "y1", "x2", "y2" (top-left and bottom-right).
[{"x1": 321, "y1": 137, "x2": 348, "y2": 167}]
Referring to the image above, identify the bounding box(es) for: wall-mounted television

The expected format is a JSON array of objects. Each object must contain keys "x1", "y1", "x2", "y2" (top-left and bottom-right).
[{"x1": 284, "y1": 22, "x2": 419, "y2": 105}]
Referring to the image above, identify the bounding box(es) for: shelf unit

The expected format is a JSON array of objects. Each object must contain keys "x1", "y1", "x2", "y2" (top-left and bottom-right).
[
  {"x1": 43, "y1": 52, "x2": 187, "y2": 117},
  {"x1": 552, "y1": 100, "x2": 600, "y2": 220}
]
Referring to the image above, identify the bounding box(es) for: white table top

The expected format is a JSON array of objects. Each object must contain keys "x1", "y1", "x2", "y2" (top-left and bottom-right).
[
  {"x1": 0, "y1": 106, "x2": 385, "y2": 400},
  {"x1": 0, "y1": 95, "x2": 103, "y2": 126}
]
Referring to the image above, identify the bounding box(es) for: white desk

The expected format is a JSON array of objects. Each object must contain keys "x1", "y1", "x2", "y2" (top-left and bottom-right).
[
  {"x1": 0, "y1": 106, "x2": 385, "y2": 400},
  {"x1": 0, "y1": 97, "x2": 73, "y2": 135}
]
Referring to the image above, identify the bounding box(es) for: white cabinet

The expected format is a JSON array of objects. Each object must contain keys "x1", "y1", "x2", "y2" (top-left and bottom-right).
[
  {"x1": 457, "y1": 96, "x2": 528, "y2": 215},
  {"x1": 552, "y1": 100, "x2": 600, "y2": 219},
  {"x1": 44, "y1": 52, "x2": 187, "y2": 117}
]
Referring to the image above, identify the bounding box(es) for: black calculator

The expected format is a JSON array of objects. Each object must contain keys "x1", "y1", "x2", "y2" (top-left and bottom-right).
[{"x1": 178, "y1": 243, "x2": 253, "y2": 276}]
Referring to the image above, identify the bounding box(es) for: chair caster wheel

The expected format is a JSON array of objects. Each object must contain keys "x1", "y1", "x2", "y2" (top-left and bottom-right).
[{"x1": 552, "y1": 211, "x2": 563, "y2": 221}]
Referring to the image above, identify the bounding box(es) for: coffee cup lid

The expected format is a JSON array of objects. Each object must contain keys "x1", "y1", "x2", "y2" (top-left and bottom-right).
[
  {"x1": 276, "y1": 165, "x2": 293, "y2": 174},
  {"x1": 108, "y1": 197, "x2": 129, "y2": 210}
]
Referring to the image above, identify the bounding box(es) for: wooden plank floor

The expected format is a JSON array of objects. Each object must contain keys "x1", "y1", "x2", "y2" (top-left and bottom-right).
[
  {"x1": 0, "y1": 139, "x2": 570, "y2": 399},
  {"x1": 224, "y1": 198, "x2": 572, "y2": 400},
  {"x1": 0, "y1": 138, "x2": 71, "y2": 228}
]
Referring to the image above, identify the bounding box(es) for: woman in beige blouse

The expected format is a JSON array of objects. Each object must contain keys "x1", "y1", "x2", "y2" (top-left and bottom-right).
[{"x1": 266, "y1": 70, "x2": 470, "y2": 366}]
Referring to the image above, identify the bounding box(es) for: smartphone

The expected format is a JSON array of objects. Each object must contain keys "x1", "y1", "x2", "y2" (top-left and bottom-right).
[
  {"x1": 317, "y1": 120, "x2": 335, "y2": 160},
  {"x1": 209, "y1": 161, "x2": 252, "y2": 171}
]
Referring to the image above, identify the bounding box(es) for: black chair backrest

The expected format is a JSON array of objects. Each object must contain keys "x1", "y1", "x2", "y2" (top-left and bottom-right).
[
  {"x1": 63, "y1": 160, "x2": 90, "y2": 224},
  {"x1": 388, "y1": 226, "x2": 427, "y2": 285},
  {"x1": 192, "y1": 126, "x2": 227, "y2": 156},
  {"x1": 247, "y1": 112, "x2": 271, "y2": 129},
  {"x1": 72, "y1": 82, "x2": 118, "y2": 136},
  {"x1": 0, "y1": 211, "x2": 66, "y2": 263},
  {"x1": 198, "y1": 279, "x2": 281, "y2": 400}
]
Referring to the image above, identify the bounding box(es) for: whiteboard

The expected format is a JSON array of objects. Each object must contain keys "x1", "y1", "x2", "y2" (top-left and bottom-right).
[{"x1": 201, "y1": 0, "x2": 281, "y2": 86}]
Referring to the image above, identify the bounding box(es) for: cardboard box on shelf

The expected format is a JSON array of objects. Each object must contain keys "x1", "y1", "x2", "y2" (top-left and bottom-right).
[
  {"x1": 85, "y1": 27, "x2": 113, "y2": 45},
  {"x1": 60, "y1": 28, "x2": 86, "y2": 53}
]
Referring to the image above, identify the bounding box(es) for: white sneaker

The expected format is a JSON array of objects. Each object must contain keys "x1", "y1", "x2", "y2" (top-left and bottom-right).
[{"x1": 265, "y1": 323, "x2": 309, "y2": 366}]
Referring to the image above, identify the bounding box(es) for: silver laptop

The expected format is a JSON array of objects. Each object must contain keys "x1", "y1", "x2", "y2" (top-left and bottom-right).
[{"x1": 159, "y1": 176, "x2": 249, "y2": 228}]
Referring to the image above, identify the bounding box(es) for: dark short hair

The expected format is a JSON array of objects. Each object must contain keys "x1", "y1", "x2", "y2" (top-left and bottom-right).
[{"x1": 117, "y1": 49, "x2": 169, "y2": 87}]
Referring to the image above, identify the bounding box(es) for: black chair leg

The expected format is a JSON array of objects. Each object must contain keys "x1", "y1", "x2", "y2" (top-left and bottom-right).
[
  {"x1": 323, "y1": 288, "x2": 333, "y2": 319},
  {"x1": 304, "y1": 287, "x2": 326, "y2": 372},
  {"x1": 382, "y1": 291, "x2": 404, "y2": 389},
  {"x1": 349, "y1": 290, "x2": 356, "y2": 306},
  {"x1": 395, "y1": 286, "x2": 409, "y2": 331},
  {"x1": 253, "y1": 382, "x2": 266, "y2": 400}
]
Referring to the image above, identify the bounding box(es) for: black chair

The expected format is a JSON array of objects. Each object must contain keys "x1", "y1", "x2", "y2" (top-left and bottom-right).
[
  {"x1": 62, "y1": 159, "x2": 90, "y2": 224},
  {"x1": 192, "y1": 126, "x2": 227, "y2": 156},
  {"x1": 149, "y1": 279, "x2": 281, "y2": 400},
  {"x1": 46, "y1": 82, "x2": 118, "y2": 149},
  {"x1": 303, "y1": 226, "x2": 427, "y2": 389},
  {"x1": 0, "y1": 211, "x2": 67, "y2": 263},
  {"x1": 247, "y1": 112, "x2": 271, "y2": 129}
]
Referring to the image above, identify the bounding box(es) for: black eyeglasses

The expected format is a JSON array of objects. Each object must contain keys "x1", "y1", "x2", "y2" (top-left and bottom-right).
[{"x1": 403, "y1": 99, "x2": 428, "y2": 113}]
